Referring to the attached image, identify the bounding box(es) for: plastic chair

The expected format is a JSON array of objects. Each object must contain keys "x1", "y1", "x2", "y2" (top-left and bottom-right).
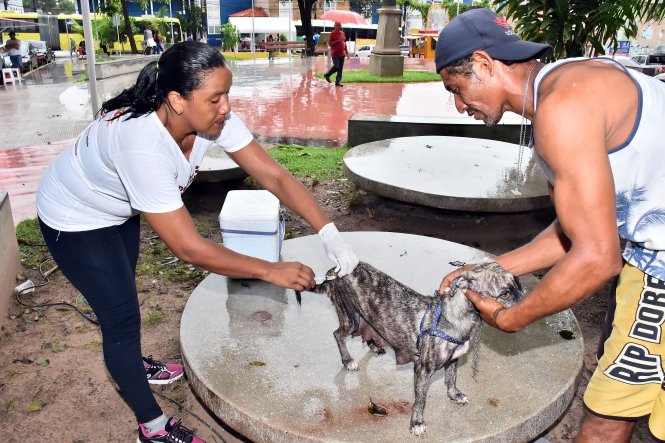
[{"x1": 2, "y1": 68, "x2": 22, "y2": 85}]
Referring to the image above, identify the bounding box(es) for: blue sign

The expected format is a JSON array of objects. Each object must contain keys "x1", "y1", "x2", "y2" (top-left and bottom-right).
[{"x1": 608, "y1": 40, "x2": 630, "y2": 55}]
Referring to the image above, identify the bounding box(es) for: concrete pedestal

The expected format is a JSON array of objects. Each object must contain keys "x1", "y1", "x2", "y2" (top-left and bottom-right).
[
  {"x1": 369, "y1": 7, "x2": 404, "y2": 77},
  {"x1": 180, "y1": 232, "x2": 583, "y2": 442}
]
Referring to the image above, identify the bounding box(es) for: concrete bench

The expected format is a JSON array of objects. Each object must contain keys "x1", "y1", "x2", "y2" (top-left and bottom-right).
[
  {"x1": 0, "y1": 192, "x2": 21, "y2": 328},
  {"x1": 347, "y1": 113, "x2": 524, "y2": 147},
  {"x1": 265, "y1": 41, "x2": 307, "y2": 51}
]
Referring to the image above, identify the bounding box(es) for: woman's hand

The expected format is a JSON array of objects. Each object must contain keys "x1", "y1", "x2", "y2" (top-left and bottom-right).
[
  {"x1": 318, "y1": 223, "x2": 359, "y2": 277},
  {"x1": 265, "y1": 261, "x2": 316, "y2": 291}
]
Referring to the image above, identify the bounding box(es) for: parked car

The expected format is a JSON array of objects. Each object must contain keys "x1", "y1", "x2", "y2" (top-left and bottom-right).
[
  {"x1": 27, "y1": 40, "x2": 55, "y2": 66},
  {"x1": 400, "y1": 44, "x2": 410, "y2": 57},
  {"x1": 17, "y1": 41, "x2": 39, "y2": 72},
  {"x1": 630, "y1": 53, "x2": 665, "y2": 76},
  {"x1": 354, "y1": 44, "x2": 375, "y2": 57}
]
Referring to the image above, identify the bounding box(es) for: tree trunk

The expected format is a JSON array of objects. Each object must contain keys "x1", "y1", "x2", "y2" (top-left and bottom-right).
[
  {"x1": 120, "y1": 0, "x2": 138, "y2": 53},
  {"x1": 297, "y1": 0, "x2": 316, "y2": 55}
]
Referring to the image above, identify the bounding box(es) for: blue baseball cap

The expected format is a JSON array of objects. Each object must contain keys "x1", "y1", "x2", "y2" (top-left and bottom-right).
[{"x1": 435, "y1": 8, "x2": 551, "y2": 73}]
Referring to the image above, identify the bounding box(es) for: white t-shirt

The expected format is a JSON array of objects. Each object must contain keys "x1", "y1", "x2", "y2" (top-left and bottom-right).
[{"x1": 37, "y1": 110, "x2": 253, "y2": 231}]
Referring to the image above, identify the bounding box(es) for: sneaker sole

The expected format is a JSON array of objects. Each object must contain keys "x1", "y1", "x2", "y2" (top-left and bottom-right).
[{"x1": 147, "y1": 371, "x2": 184, "y2": 385}]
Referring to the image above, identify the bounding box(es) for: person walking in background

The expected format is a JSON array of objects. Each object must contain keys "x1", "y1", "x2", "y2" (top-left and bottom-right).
[
  {"x1": 153, "y1": 30, "x2": 164, "y2": 54},
  {"x1": 6, "y1": 31, "x2": 22, "y2": 69},
  {"x1": 324, "y1": 22, "x2": 349, "y2": 87},
  {"x1": 36, "y1": 42, "x2": 358, "y2": 443},
  {"x1": 143, "y1": 26, "x2": 155, "y2": 55},
  {"x1": 436, "y1": 8, "x2": 665, "y2": 442},
  {"x1": 69, "y1": 36, "x2": 77, "y2": 57}
]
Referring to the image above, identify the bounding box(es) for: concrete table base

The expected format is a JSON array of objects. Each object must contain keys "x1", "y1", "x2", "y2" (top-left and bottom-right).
[
  {"x1": 181, "y1": 232, "x2": 583, "y2": 442},
  {"x1": 343, "y1": 136, "x2": 551, "y2": 212}
]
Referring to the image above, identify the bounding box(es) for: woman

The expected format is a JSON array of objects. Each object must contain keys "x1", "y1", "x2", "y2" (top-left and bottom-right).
[{"x1": 36, "y1": 42, "x2": 358, "y2": 442}]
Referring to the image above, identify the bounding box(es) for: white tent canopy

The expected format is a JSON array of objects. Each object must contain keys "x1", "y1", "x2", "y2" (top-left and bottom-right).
[{"x1": 228, "y1": 17, "x2": 297, "y2": 39}]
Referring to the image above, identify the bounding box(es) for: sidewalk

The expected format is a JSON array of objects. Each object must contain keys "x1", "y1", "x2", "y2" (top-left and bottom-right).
[{"x1": 0, "y1": 56, "x2": 447, "y2": 225}]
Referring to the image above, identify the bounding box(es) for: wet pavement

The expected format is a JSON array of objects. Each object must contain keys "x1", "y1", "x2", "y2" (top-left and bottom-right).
[{"x1": 0, "y1": 55, "x2": 517, "y2": 224}]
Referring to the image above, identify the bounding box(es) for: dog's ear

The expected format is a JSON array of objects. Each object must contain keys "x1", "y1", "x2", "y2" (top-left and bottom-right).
[{"x1": 446, "y1": 276, "x2": 469, "y2": 297}]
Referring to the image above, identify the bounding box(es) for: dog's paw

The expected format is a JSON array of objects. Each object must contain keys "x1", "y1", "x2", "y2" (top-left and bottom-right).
[
  {"x1": 453, "y1": 393, "x2": 469, "y2": 404},
  {"x1": 410, "y1": 424, "x2": 427, "y2": 437},
  {"x1": 344, "y1": 360, "x2": 359, "y2": 371}
]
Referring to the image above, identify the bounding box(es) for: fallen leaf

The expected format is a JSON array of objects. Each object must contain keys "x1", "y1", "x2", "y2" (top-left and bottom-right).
[
  {"x1": 368, "y1": 398, "x2": 387, "y2": 416},
  {"x1": 248, "y1": 361, "x2": 266, "y2": 366},
  {"x1": 26, "y1": 402, "x2": 43, "y2": 412},
  {"x1": 36, "y1": 359, "x2": 50, "y2": 366},
  {"x1": 13, "y1": 358, "x2": 33, "y2": 365}
]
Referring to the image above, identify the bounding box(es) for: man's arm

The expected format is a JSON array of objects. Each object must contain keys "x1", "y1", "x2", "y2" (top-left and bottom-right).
[{"x1": 468, "y1": 73, "x2": 624, "y2": 331}]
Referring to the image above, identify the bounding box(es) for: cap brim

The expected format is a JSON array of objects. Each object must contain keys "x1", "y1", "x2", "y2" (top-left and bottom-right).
[{"x1": 486, "y1": 40, "x2": 552, "y2": 62}]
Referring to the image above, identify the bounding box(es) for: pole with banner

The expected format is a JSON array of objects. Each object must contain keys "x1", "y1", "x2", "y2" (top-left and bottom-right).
[
  {"x1": 66, "y1": 19, "x2": 73, "y2": 59},
  {"x1": 113, "y1": 14, "x2": 122, "y2": 54}
]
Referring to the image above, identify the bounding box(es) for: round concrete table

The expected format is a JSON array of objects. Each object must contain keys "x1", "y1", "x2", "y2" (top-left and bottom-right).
[
  {"x1": 196, "y1": 144, "x2": 247, "y2": 183},
  {"x1": 180, "y1": 232, "x2": 583, "y2": 442},
  {"x1": 343, "y1": 136, "x2": 551, "y2": 212}
]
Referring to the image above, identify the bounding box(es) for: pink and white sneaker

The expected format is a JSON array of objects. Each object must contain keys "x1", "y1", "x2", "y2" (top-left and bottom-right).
[
  {"x1": 143, "y1": 355, "x2": 184, "y2": 385},
  {"x1": 137, "y1": 418, "x2": 206, "y2": 443}
]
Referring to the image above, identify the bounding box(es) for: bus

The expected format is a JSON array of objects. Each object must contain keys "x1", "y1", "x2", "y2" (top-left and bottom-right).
[{"x1": 0, "y1": 10, "x2": 182, "y2": 51}]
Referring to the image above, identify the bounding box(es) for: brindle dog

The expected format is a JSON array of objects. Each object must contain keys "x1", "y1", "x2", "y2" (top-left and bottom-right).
[{"x1": 310, "y1": 261, "x2": 524, "y2": 436}]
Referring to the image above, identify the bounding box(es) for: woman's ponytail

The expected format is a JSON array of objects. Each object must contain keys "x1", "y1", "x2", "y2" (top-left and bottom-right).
[{"x1": 100, "y1": 42, "x2": 226, "y2": 121}]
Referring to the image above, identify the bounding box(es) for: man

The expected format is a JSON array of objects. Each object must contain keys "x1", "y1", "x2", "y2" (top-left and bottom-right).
[
  {"x1": 324, "y1": 22, "x2": 349, "y2": 87},
  {"x1": 436, "y1": 8, "x2": 665, "y2": 443},
  {"x1": 6, "y1": 31, "x2": 22, "y2": 69}
]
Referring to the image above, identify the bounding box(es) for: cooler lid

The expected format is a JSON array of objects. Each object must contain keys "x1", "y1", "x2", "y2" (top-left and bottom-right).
[{"x1": 219, "y1": 190, "x2": 281, "y2": 221}]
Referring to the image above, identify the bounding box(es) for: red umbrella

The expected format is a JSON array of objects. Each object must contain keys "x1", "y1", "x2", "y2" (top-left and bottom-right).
[{"x1": 320, "y1": 10, "x2": 367, "y2": 25}]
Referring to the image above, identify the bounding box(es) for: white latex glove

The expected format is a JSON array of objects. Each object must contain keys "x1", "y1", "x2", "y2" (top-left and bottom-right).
[{"x1": 318, "y1": 222, "x2": 359, "y2": 277}]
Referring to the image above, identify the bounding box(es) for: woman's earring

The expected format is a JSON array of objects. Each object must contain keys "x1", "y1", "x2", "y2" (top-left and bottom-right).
[{"x1": 176, "y1": 109, "x2": 183, "y2": 115}]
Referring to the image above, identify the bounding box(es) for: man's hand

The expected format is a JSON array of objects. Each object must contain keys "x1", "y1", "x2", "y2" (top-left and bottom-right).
[
  {"x1": 463, "y1": 288, "x2": 507, "y2": 329},
  {"x1": 265, "y1": 262, "x2": 315, "y2": 291},
  {"x1": 438, "y1": 263, "x2": 477, "y2": 294}
]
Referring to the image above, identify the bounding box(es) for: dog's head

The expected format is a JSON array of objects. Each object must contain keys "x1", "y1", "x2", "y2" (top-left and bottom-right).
[{"x1": 452, "y1": 261, "x2": 524, "y2": 308}]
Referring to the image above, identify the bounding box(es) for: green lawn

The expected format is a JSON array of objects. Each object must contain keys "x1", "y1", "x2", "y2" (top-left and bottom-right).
[
  {"x1": 267, "y1": 144, "x2": 348, "y2": 180},
  {"x1": 315, "y1": 69, "x2": 441, "y2": 83}
]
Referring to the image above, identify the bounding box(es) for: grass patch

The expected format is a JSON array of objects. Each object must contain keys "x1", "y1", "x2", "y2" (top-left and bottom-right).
[
  {"x1": 221, "y1": 51, "x2": 295, "y2": 61},
  {"x1": 142, "y1": 311, "x2": 166, "y2": 327},
  {"x1": 314, "y1": 69, "x2": 440, "y2": 83},
  {"x1": 268, "y1": 144, "x2": 348, "y2": 180},
  {"x1": 136, "y1": 220, "x2": 207, "y2": 286},
  {"x1": 15, "y1": 218, "x2": 51, "y2": 270}
]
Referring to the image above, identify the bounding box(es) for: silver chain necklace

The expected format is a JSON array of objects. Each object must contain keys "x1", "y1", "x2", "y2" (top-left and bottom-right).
[{"x1": 517, "y1": 61, "x2": 539, "y2": 180}]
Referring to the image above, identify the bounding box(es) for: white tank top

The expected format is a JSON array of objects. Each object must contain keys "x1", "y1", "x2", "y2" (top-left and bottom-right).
[{"x1": 531, "y1": 58, "x2": 665, "y2": 280}]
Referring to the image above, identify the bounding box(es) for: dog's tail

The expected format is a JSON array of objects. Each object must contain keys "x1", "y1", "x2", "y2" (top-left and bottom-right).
[{"x1": 295, "y1": 267, "x2": 337, "y2": 305}]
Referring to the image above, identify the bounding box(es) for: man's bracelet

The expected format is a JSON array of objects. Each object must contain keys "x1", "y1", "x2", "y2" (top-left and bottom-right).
[{"x1": 491, "y1": 307, "x2": 506, "y2": 329}]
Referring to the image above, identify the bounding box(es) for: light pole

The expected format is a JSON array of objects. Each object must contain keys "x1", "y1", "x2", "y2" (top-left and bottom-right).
[
  {"x1": 251, "y1": 0, "x2": 255, "y2": 58},
  {"x1": 168, "y1": 0, "x2": 174, "y2": 44}
]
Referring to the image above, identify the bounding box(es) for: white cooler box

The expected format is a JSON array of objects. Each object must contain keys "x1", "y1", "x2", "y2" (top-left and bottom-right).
[{"x1": 219, "y1": 190, "x2": 284, "y2": 262}]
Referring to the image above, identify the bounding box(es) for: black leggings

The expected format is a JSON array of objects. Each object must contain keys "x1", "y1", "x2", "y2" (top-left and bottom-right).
[{"x1": 39, "y1": 216, "x2": 162, "y2": 423}]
